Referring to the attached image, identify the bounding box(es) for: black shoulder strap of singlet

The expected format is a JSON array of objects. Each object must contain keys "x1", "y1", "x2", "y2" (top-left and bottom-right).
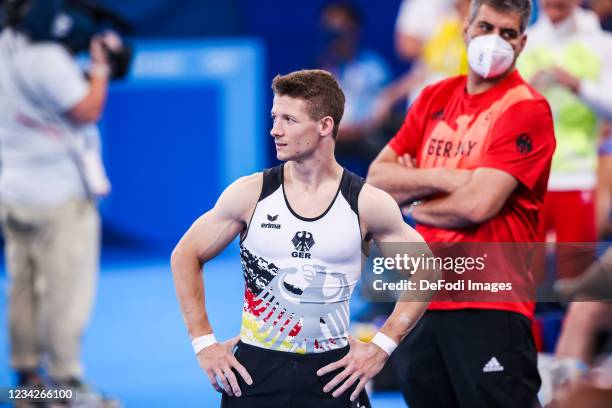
[
  {"x1": 240, "y1": 164, "x2": 283, "y2": 244},
  {"x1": 259, "y1": 164, "x2": 283, "y2": 202},
  {"x1": 339, "y1": 169, "x2": 366, "y2": 217},
  {"x1": 340, "y1": 169, "x2": 370, "y2": 253}
]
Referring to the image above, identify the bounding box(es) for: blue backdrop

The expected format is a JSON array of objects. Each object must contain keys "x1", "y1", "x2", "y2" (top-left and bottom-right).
[{"x1": 99, "y1": 39, "x2": 265, "y2": 250}]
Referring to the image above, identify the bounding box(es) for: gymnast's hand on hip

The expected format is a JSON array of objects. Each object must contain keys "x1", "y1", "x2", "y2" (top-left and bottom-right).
[
  {"x1": 317, "y1": 336, "x2": 388, "y2": 402},
  {"x1": 197, "y1": 336, "x2": 252, "y2": 397}
]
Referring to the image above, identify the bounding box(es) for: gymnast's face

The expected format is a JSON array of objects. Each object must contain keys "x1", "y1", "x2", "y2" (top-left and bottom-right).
[{"x1": 270, "y1": 94, "x2": 323, "y2": 162}]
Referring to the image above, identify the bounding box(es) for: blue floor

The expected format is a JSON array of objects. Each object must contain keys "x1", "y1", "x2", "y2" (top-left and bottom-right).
[{"x1": 0, "y1": 246, "x2": 406, "y2": 407}]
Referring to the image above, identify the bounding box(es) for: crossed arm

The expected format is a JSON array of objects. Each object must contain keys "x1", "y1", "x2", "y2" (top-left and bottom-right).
[
  {"x1": 366, "y1": 146, "x2": 471, "y2": 204},
  {"x1": 367, "y1": 145, "x2": 518, "y2": 229}
]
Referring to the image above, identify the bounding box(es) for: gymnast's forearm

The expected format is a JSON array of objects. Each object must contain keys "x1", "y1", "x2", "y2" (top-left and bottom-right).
[{"x1": 171, "y1": 247, "x2": 213, "y2": 338}]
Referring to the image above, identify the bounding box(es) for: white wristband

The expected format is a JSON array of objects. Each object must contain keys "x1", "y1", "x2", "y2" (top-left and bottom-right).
[
  {"x1": 192, "y1": 334, "x2": 218, "y2": 354},
  {"x1": 371, "y1": 332, "x2": 398, "y2": 356}
]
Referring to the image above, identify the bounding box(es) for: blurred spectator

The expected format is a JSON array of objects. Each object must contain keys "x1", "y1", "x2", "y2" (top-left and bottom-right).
[
  {"x1": 588, "y1": 0, "x2": 612, "y2": 31},
  {"x1": 315, "y1": 2, "x2": 402, "y2": 174},
  {"x1": 587, "y1": 0, "x2": 612, "y2": 238},
  {"x1": 588, "y1": 2, "x2": 612, "y2": 243},
  {"x1": 546, "y1": 195, "x2": 612, "y2": 408},
  {"x1": 542, "y1": 352, "x2": 612, "y2": 407},
  {"x1": 556, "y1": 246, "x2": 612, "y2": 300},
  {"x1": 597, "y1": 126, "x2": 612, "y2": 237},
  {"x1": 522, "y1": 4, "x2": 612, "y2": 404},
  {"x1": 394, "y1": 0, "x2": 470, "y2": 103},
  {"x1": 0, "y1": 0, "x2": 117, "y2": 400},
  {"x1": 541, "y1": 245, "x2": 612, "y2": 406},
  {"x1": 555, "y1": 301, "x2": 612, "y2": 365},
  {"x1": 518, "y1": 0, "x2": 612, "y2": 279},
  {"x1": 557, "y1": 380, "x2": 612, "y2": 408}
]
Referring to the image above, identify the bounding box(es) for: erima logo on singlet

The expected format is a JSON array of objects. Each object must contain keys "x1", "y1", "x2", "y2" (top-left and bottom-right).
[
  {"x1": 261, "y1": 214, "x2": 281, "y2": 229},
  {"x1": 292, "y1": 231, "x2": 315, "y2": 258}
]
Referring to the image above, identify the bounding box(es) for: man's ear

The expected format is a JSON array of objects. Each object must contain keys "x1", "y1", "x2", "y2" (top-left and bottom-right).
[
  {"x1": 516, "y1": 33, "x2": 528, "y2": 57},
  {"x1": 319, "y1": 116, "x2": 335, "y2": 138}
]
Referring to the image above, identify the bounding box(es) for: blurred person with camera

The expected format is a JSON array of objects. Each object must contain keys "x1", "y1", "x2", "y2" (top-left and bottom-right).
[{"x1": 0, "y1": 0, "x2": 128, "y2": 403}]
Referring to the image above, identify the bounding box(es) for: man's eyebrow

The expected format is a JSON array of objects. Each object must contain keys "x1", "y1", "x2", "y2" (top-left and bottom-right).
[
  {"x1": 271, "y1": 113, "x2": 297, "y2": 119},
  {"x1": 476, "y1": 20, "x2": 519, "y2": 35},
  {"x1": 500, "y1": 27, "x2": 520, "y2": 36}
]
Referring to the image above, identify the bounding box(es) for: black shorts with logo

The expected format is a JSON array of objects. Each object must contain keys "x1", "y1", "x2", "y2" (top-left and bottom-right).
[
  {"x1": 221, "y1": 341, "x2": 371, "y2": 408},
  {"x1": 393, "y1": 309, "x2": 541, "y2": 408}
]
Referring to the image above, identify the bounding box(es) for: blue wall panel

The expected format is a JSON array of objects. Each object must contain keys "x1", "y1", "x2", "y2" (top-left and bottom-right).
[
  {"x1": 101, "y1": 84, "x2": 220, "y2": 247},
  {"x1": 99, "y1": 40, "x2": 265, "y2": 249}
]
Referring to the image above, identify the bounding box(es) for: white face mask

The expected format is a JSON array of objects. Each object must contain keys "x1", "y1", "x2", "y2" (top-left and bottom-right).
[{"x1": 467, "y1": 34, "x2": 515, "y2": 79}]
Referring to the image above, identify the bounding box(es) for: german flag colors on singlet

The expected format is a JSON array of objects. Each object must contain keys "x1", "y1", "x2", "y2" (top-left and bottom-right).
[{"x1": 239, "y1": 165, "x2": 366, "y2": 354}]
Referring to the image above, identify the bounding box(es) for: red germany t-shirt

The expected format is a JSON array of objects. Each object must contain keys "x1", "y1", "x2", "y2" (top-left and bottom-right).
[{"x1": 389, "y1": 70, "x2": 555, "y2": 318}]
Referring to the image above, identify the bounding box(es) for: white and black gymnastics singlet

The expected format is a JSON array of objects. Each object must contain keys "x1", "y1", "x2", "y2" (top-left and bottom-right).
[{"x1": 239, "y1": 164, "x2": 366, "y2": 354}]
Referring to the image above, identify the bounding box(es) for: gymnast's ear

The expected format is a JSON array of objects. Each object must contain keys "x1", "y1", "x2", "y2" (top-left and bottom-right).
[{"x1": 319, "y1": 116, "x2": 334, "y2": 139}]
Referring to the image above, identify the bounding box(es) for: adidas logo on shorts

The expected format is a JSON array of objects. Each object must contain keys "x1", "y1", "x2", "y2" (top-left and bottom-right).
[{"x1": 482, "y1": 357, "x2": 504, "y2": 373}]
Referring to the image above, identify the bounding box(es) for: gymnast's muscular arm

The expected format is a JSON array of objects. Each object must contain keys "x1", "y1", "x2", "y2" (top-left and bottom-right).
[
  {"x1": 318, "y1": 184, "x2": 438, "y2": 401},
  {"x1": 171, "y1": 173, "x2": 261, "y2": 396},
  {"x1": 361, "y1": 184, "x2": 437, "y2": 344}
]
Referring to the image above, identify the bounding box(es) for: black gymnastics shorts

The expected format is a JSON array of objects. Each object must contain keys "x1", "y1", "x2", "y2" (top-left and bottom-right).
[{"x1": 221, "y1": 341, "x2": 371, "y2": 408}]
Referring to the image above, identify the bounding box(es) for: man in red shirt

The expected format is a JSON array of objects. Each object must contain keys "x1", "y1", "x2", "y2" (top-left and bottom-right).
[{"x1": 368, "y1": 0, "x2": 555, "y2": 406}]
